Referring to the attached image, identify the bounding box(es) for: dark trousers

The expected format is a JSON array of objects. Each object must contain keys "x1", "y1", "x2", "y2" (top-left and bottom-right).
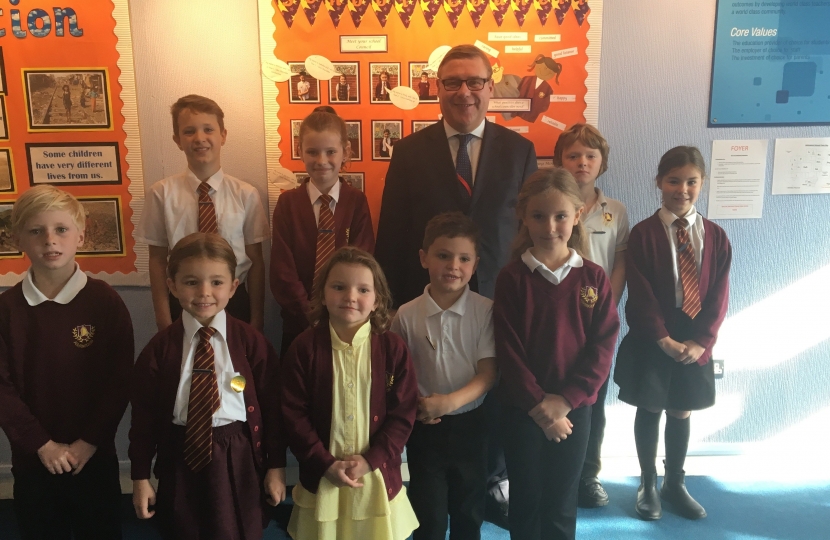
[
  {"x1": 407, "y1": 406, "x2": 487, "y2": 540},
  {"x1": 169, "y1": 282, "x2": 251, "y2": 324},
  {"x1": 581, "y1": 375, "x2": 609, "y2": 479},
  {"x1": 503, "y1": 406, "x2": 592, "y2": 540},
  {"x1": 13, "y1": 452, "x2": 122, "y2": 540}
]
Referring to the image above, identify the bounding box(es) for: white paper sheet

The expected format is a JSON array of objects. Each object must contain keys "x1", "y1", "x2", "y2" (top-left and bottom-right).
[
  {"x1": 772, "y1": 137, "x2": 830, "y2": 195},
  {"x1": 708, "y1": 140, "x2": 767, "y2": 219}
]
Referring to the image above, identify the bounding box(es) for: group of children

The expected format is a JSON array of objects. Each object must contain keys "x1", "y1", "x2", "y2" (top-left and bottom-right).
[{"x1": 0, "y1": 94, "x2": 731, "y2": 540}]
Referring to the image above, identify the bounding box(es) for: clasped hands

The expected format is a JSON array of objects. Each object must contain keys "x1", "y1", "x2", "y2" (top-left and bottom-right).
[
  {"x1": 37, "y1": 439, "x2": 97, "y2": 476},
  {"x1": 529, "y1": 394, "x2": 573, "y2": 442},
  {"x1": 657, "y1": 337, "x2": 705, "y2": 365},
  {"x1": 324, "y1": 455, "x2": 372, "y2": 488}
]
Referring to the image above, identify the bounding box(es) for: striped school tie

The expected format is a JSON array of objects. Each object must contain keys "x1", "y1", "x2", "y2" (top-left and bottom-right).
[
  {"x1": 455, "y1": 133, "x2": 473, "y2": 208},
  {"x1": 183, "y1": 327, "x2": 220, "y2": 472},
  {"x1": 313, "y1": 194, "x2": 336, "y2": 295},
  {"x1": 197, "y1": 182, "x2": 218, "y2": 233},
  {"x1": 674, "y1": 219, "x2": 701, "y2": 319}
]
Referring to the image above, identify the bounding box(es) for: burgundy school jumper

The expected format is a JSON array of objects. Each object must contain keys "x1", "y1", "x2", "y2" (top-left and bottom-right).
[
  {"x1": 129, "y1": 316, "x2": 286, "y2": 540},
  {"x1": 279, "y1": 323, "x2": 417, "y2": 500},
  {"x1": 270, "y1": 179, "x2": 375, "y2": 353}
]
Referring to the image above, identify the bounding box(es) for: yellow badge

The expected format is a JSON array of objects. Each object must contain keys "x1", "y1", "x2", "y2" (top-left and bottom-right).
[
  {"x1": 538, "y1": 91, "x2": 545, "y2": 99},
  {"x1": 603, "y1": 212, "x2": 613, "y2": 224},
  {"x1": 72, "y1": 325, "x2": 95, "y2": 348},
  {"x1": 386, "y1": 372, "x2": 395, "y2": 392},
  {"x1": 230, "y1": 375, "x2": 246, "y2": 393},
  {"x1": 580, "y1": 286, "x2": 598, "y2": 308}
]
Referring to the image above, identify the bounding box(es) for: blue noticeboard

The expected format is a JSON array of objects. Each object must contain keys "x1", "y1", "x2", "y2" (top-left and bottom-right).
[{"x1": 709, "y1": 1, "x2": 830, "y2": 126}]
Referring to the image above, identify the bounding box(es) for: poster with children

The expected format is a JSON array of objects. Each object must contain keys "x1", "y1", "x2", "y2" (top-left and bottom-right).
[
  {"x1": 258, "y1": 0, "x2": 602, "y2": 221},
  {"x1": 0, "y1": 0, "x2": 145, "y2": 285}
]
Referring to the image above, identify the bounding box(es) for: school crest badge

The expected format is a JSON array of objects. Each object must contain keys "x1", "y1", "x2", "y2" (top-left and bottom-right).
[
  {"x1": 72, "y1": 325, "x2": 95, "y2": 348},
  {"x1": 603, "y1": 211, "x2": 613, "y2": 224},
  {"x1": 386, "y1": 372, "x2": 395, "y2": 392},
  {"x1": 580, "y1": 286, "x2": 598, "y2": 308}
]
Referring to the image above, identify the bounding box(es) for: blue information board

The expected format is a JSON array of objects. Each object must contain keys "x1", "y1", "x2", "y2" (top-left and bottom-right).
[{"x1": 709, "y1": 1, "x2": 830, "y2": 126}]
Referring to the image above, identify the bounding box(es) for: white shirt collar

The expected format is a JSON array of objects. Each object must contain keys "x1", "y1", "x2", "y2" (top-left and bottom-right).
[
  {"x1": 307, "y1": 178, "x2": 342, "y2": 204},
  {"x1": 659, "y1": 205, "x2": 698, "y2": 228},
  {"x1": 22, "y1": 263, "x2": 88, "y2": 306},
  {"x1": 444, "y1": 118, "x2": 486, "y2": 140},
  {"x1": 185, "y1": 168, "x2": 225, "y2": 193},
  {"x1": 182, "y1": 309, "x2": 227, "y2": 345},
  {"x1": 521, "y1": 248, "x2": 583, "y2": 284},
  {"x1": 423, "y1": 283, "x2": 469, "y2": 318},
  {"x1": 595, "y1": 187, "x2": 608, "y2": 209}
]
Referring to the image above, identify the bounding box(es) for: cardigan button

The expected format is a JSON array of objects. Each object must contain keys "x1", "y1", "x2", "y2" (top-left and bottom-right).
[
  {"x1": 256, "y1": 442, "x2": 261, "y2": 448},
  {"x1": 247, "y1": 406, "x2": 255, "y2": 412},
  {"x1": 387, "y1": 488, "x2": 392, "y2": 495},
  {"x1": 382, "y1": 463, "x2": 387, "y2": 469},
  {"x1": 254, "y1": 425, "x2": 259, "y2": 432},
  {"x1": 373, "y1": 415, "x2": 379, "y2": 422}
]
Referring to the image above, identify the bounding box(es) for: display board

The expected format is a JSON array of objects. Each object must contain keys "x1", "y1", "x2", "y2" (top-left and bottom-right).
[
  {"x1": 257, "y1": 0, "x2": 603, "y2": 220},
  {"x1": 0, "y1": 0, "x2": 146, "y2": 285}
]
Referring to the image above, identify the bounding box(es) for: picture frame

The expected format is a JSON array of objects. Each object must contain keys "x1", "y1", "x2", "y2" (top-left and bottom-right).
[
  {"x1": 23, "y1": 68, "x2": 112, "y2": 131},
  {"x1": 409, "y1": 62, "x2": 438, "y2": 103},
  {"x1": 76, "y1": 197, "x2": 125, "y2": 256},
  {"x1": 0, "y1": 202, "x2": 22, "y2": 258},
  {"x1": 0, "y1": 95, "x2": 7, "y2": 140},
  {"x1": 288, "y1": 62, "x2": 321, "y2": 104},
  {"x1": 341, "y1": 172, "x2": 364, "y2": 192},
  {"x1": 369, "y1": 62, "x2": 401, "y2": 104},
  {"x1": 345, "y1": 120, "x2": 362, "y2": 161},
  {"x1": 0, "y1": 148, "x2": 16, "y2": 194},
  {"x1": 0, "y1": 48, "x2": 7, "y2": 95},
  {"x1": 291, "y1": 120, "x2": 303, "y2": 160},
  {"x1": 329, "y1": 62, "x2": 360, "y2": 104},
  {"x1": 412, "y1": 120, "x2": 437, "y2": 134},
  {"x1": 26, "y1": 142, "x2": 122, "y2": 186},
  {"x1": 371, "y1": 120, "x2": 402, "y2": 161},
  {"x1": 294, "y1": 172, "x2": 310, "y2": 185}
]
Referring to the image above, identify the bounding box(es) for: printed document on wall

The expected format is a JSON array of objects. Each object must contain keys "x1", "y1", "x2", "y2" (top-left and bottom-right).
[
  {"x1": 772, "y1": 138, "x2": 830, "y2": 195},
  {"x1": 708, "y1": 140, "x2": 767, "y2": 219}
]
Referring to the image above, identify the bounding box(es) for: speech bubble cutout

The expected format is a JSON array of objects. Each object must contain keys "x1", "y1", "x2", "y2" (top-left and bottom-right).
[
  {"x1": 269, "y1": 167, "x2": 297, "y2": 188},
  {"x1": 304, "y1": 55, "x2": 339, "y2": 81},
  {"x1": 390, "y1": 86, "x2": 420, "y2": 110},
  {"x1": 262, "y1": 60, "x2": 292, "y2": 82},
  {"x1": 427, "y1": 45, "x2": 453, "y2": 72}
]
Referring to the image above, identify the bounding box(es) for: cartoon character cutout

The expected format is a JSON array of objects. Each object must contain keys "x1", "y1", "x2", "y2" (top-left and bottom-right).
[
  {"x1": 467, "y1": 0, "x2": 488, "y2": 27},
  {"x1": 394, "y1": 0, "x2": 418, "y2": 27},
  {"x1": 325, "y1": 0, "x2": 348, "y2": 26},
  {"x1": 574, "y1": 0, "x2": 590, "y2": 25},
  {"x1": 554, "y1": 0, "x2": 570, "y2": 24},
  {"x1": 512, "y1": 0, "x2": 533, "y2": 26},
  {"x1": 372, "y1": 0, "x2": 395, "y2": 26},
  {"x1": 490, "y1": 0, "x2": 510, "y2": 25},
  {"x1": 421, "y1": 0, "x2": 442, "y2": 26},
  {"x1": 494, "y1": 55, "x2": 563, "y2": 123}
]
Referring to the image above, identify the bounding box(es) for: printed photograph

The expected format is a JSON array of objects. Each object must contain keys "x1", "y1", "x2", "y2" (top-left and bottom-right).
[
  {"x1": 372, "y1": 120, "x2": 401, "y2": 161},
  {"x1": 23, "y1": 69, "x2": 111, "y2": 130},
  {"x1": 294, "y1": 172, "x2": 310, "y2": 185},
  {"x1": 0, "y1": 48, "x2": 6, "y2": 95},
  {"x1": 412, "y1": 120, "x2": 437, "y2": 133},
  {"x1": 289, "y1": 63, "x2": 320, "y2": 104},
  {"x1": 369, "y1": 63, "x2": 400, "y2": 104},
  {"x1": 0, "y1": 148, "x2": 15, "y2": 193},
  {"x1": 291, "y1": 120, "x2": 303, "y2": 159},
  {"x1": 346, "y1": 120, "x2": 362, "y2": 161},
  {"x1": 330, "y1": 62, "x2": 360, "y2": 104},
  {"x1": 0, "y1": 202, "x2": 21, "y2": 257},
  {"x1": 77, "y1": 197, "x2": 124, "y2": 256},
  {"x1": 409, "y1": 62, "x2": 438, "y2": 102},
  {"x1": 0, "y1": 96, "x2": 7, "y2": 140},
  {"x1": 342, "y1": 172, "x2": 364, "y2": 192}
]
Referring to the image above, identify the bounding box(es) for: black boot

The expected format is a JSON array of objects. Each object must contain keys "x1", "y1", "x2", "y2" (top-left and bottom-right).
[
  {"x1": 661, "y1": 468, "x2": 707, "y2": 520},
  {"x1": 635, "y1": 472, "x2": 662, "y2": 520}
]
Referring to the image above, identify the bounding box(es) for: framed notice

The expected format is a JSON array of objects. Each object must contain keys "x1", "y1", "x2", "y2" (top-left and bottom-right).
[{"x1": 26, "y1": 143, "x2": 122, "y2": 186}]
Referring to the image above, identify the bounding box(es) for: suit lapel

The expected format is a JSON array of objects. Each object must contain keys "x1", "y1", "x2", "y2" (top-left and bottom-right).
[{"x1": 471, "y1": 121, "x2": 501, "y2": 209}]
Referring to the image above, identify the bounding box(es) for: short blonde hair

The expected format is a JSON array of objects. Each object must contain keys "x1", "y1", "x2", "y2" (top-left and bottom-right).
[{"x1": 11, "y1": 185, "x2": 85, "y2": 235}]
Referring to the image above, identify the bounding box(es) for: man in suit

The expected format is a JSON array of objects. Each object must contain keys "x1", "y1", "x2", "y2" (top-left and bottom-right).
[{"x1": 375, "y1": 43, "x2": 537, "y2": 526}]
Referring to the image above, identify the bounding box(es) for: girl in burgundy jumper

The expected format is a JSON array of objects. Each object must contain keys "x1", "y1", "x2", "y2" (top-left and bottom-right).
[
  {"x1": 614, "y1": 147, "x2": 731, "y2": 522},
  {"x1": 493, "y1": 169, "x2": 619, "y2": 540},
  {"x1": 271, "y1": 111, "x2": 375, "y2": 356}
]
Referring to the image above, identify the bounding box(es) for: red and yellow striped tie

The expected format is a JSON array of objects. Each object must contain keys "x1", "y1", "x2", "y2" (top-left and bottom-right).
[
  {"x1": 313, "y1": 194, "x2": 336, "y2": 294},
  {"x1": 674, "y1": 219, "x2": 701, "y2": 319},
  {"x1": 183, "y1": 327, "x2": 220, "y2": 472},
  {"x1": 197, "y1": 182, "x2": 218, "y2": 233}
]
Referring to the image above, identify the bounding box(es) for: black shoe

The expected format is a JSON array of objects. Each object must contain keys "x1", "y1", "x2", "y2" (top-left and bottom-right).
[
  {"x1": 484, "y1": 478, "x2": 510, "y2": 529},
  {"x1": 578, "y1": 477, "x2": 609, "y2": 508},
  {"x1": 635, "y1": 472, "x2": 662, "y2": 520},
  {"x1": 661, "y1": 470, "x2": 707, "y2": 520}
]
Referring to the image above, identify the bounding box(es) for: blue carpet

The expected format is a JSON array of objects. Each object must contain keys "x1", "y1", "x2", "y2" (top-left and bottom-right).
[{"x1": 1, "y1": 477, "x2": 827, "y2": 539}]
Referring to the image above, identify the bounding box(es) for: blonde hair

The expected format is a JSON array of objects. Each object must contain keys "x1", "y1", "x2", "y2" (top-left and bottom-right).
[
  {"x1": 511, "y1": 168, "x2": 588, "y2": 260},
  {"x1": 11, "y1": 185, "x2": 85, "y2": 234},
  {"x1": 552, "y1": 123, "x2": 610, "y2": 177},
  {"x1": 307, "y1": 247, "x2": 393, "y2": 333},
  {"x1": 167, "y1": 232, "x2": 237, "y2": 280}
]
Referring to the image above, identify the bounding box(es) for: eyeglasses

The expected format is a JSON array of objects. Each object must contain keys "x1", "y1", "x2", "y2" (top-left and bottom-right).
[{"x1": 439, "y1": 77, "x2": 491, "y2": 91}]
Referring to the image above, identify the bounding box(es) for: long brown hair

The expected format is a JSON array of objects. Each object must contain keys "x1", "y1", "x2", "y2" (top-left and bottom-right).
[
  {"x1": 656, "y1": 146, "x2": 706, "y2": 184},
  {"x1": 307, "y1": 247, "x2": 393, "y2": 333},
  {"x1": 510, "y1": 168, "x2": 588, "y2": 260}
]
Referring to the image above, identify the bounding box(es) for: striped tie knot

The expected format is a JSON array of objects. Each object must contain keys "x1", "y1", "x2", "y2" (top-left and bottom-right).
[
  {"x1": 197, "y1": 182, "x2": 218, "y2": 234},
  {"x1": 198, "y1": 182, "x2": 211, "y2": 197},
  {"x1": 198, "y1": 326, "x2": 217, "y2": 342},
  {"x1": 319, "y1": 193, "x2": 332, "y2": 208}
]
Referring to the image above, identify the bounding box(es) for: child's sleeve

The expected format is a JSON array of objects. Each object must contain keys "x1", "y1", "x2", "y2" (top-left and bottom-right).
[
  {"x1": 0, "y1": 332, "x2": 51, "y2": 455},
  {"x1": 241, "y1": 186, "x2": 270, "y2": 245},
  {"x1": 477, "y1": 301, "x2": 496, "y2": 362},
  {"x1": 134, "y1": 182, "x2": 169, "y2": 247},
  {"x1": 625, "y1": 226, "x2": 670, "y2": 341},
  {"x1": 616, "y1": 204, "x2": 631, "y2": 253},
  {"x1": 350, "y1": 194, "x2": 376, "y2": 254},
  {"x1": 691, "y1": 228, "x2": 732, "y2": 354},
  {"x1": 128, "y1": 336, "x2": 163, "y2": 480},
  {"x1": 255, "y1": 334, "x2": 287, "y2": 469},
  {"x1": 270, "y1": 197, "x2": 312, "y2": 322}
]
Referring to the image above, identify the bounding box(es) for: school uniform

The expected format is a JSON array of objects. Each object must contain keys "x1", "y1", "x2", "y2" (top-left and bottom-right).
[
  {"x1": 493, "y1": 250, "x2": 619, "y2": 540},
  {"x1": 375, "y1": 81, "x2": 392, "y2": 101},
  {"x1": 129, "y1": 311, "x2": 285, "y2": 540},
  {"x1": 391, "y1": 285, "x2": 495, "y2": 540},
  {"x1": 515, "y1": 77, "x2": 553, "y2": 123},
  {"x1": 136, "y1": 168, "x2": 270, "y2": 323},
  {"x1": 280, "y1": 322, "x2": 419, "y2": 539},
  {"x1": 615, "y1": 207, "x2": 732, "y2": 411},
  {"x1": 0, "y1": 265, "x2": 134, "y2": 540},
  {"x1": 270, "y1": 178, "x2": 375, "y2": 355}
]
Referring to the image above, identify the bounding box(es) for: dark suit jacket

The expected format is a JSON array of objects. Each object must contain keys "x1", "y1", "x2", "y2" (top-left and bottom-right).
[{"x1": 375, "y1": 120, "x2": 537, "y2": 305}]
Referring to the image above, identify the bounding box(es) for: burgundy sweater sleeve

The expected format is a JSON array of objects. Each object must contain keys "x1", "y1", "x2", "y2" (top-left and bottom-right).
[
  {"x1": 560, "y1": 271, "x2": 619, "y2": 409},
  {"x1": 691, "y1": 226, "x2": 732, "y2": 357},
  {"x1": 270, "y1": 195, "x2": 311, "y2": 324},
  {"x1": 493, "y1": 266, "x2": 546, "y2": 412},
  {"x1": 363, "y1": 334, "x2": 418, "y2": 471},
  {"x1": 128, "y1": 334, "x2": 163, "y2": 480},
  {"x1": 0, "y1": 331, "x2": 51, "y2": 455},
  {"x1": 80, "y1": 288, "x2": 134, "y2": 447},
  {"x1": 350, "y1": 194, "x2": 376, "y2": 254},
  {"x1": 257, "y1": 334, "x2": 287, "y2": 469},
  {"x1": 625, "y1": 225, "x2": 670, "y2": 341}
]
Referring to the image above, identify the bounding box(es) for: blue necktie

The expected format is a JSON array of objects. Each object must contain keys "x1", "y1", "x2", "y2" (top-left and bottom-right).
[{"x1": 455, "y1": 133, "x2": 474, "y2": 203}]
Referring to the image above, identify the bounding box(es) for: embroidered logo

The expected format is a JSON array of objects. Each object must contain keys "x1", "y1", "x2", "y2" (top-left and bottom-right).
[
  {"x1": 603, "y1": 211, "x2": 613, "y2": 224},
  {"x1": 386, "y1": 372, "x2": 395, "y2": 392},
  {"x1": 72, "y1": 325, "x2": 95, "y2": 348},
  {"x1": 580, "y1": 287, "x2": 598, "y2": 309}
]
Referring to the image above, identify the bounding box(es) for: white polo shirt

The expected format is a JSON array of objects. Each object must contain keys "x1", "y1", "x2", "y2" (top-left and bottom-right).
[
  {"x1": 391, "y1": 284, "x2": 495, "y2": 415},
  {"x1": 135, "y1": 168, "x2": 270, "y2": 283},
  {"x1": 582, "y1": 188, "x2": 629, "y2": 277}
]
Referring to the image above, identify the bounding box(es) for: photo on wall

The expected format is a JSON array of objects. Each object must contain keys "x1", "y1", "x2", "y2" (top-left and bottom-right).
[
  {"x1": 371, "y1": 120, "x2": 401, "y2": 161},
  {"x1": 412, "y1": 120, "x2": 437, "y2": 134},
  {"x1": 291, "y1": 120, "x2": 303, "y2": 159},
  {"x1": 0, "y1": 202, "x2": 21, "y2": 258},
  {"x1": 0, "y1": 148, "x2": 15, "y2": 194},
  {"x1": 346, "y1": 120, "x2": 362, "y2": 161},
  {"x1": 369, "y1": 63, "x2": 400, "y2": 104},
  {"x1": 77, "y1": 197, "x2": 124, "y2": 256},
  {"x1": 23, "y1": 69, "x2": 111, "y2": 130},
  {"x1": 409, "y1": 62, "x2": 438, "y2": 102},
  {"x1": 294, "y1": 172, "x2": 310, "y2": 184},
  {"x1": 341, "y1": 172, "x2": 364, "y2": 192},
  {"x1": 0, "y1": 48, "x2": 6, "y2": 95},
  {"x1": 289, "y1": 62, "x2": 321, "y2": 104},
  {"x1": 330, "y1": 62, "x2": 360, "y2": 104},
  {"x1": 0, "y1": 96, "x2": 7, "y2": 140}
]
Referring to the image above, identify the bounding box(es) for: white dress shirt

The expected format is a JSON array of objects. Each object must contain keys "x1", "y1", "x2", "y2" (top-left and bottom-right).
[
  {"x1": 658, "y1": 205, "x2": 705, "y2": 308},
  {"x1": 22, "y1": 263, "x2": 87, "y2": 305},
  {"x1": 521, "y1": 248, "x2": 584, "y2": 285},
  {"x1": 444, "y1": 119, "x2": 486, "y2": 184},
  {"x1": 307, "y1": 178, "x2": 342, "y2": 226}
]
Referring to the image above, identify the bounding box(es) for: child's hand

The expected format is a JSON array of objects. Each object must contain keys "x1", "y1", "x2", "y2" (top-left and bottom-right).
[
  {"x1": 37, "y1": 440, "x2": 72, "y2": 474},
  {"x1": 543, "y1": 417, "x2": 574, "y2": 443},
  {"x1": 529, "y1": 394, "x2": 572, "y2": 428},
  {"x1": 132, "y1": 479, "x2": 156, "y2": 519},
  {"x1": 324, "y1": 460, "x2": 364, "y2": 488},
  {"x1": 264, "y1": 468, "x2": 287, "y2": 506},
  {"x1": 66, "y1": 439, "x2": 97, "y2": 475},
  {"x1": 678, "y1": 340, "x2": 706, "y2": 364},
  {"x1": 657, "y1": 337, "x2": 687, "y2": 360},
  {"x1": 417, "y1": 394, "x2": 456, "y2": 424},
  {"x1": 343, "y1": 455, "x2": 372, "y2": 482}
]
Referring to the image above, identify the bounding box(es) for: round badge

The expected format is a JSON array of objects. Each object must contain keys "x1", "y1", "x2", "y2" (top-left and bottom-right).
[{"x1": 230, "y1": 375, "x2": 247, "y2": 393}]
